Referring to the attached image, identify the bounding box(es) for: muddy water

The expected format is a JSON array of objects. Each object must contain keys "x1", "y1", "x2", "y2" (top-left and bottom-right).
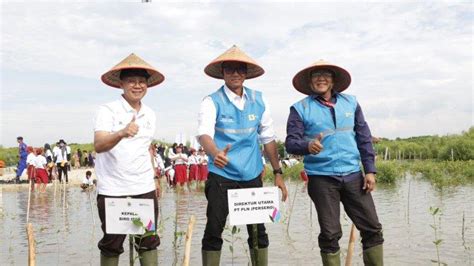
[{"x1": 1, "y1": 176, "x2": 473, "y2": 265}]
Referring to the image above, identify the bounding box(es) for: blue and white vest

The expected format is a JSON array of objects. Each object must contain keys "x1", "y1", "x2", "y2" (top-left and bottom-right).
[
  {"x1": 208, "y1": 86, "x2": 265, "y2": 181},
  {"x1": 292, "y1": 93, "x2": 361, "y2": 176}
]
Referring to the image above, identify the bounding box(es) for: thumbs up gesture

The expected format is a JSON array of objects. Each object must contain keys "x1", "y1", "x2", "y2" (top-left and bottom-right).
[
  {"x1": 214, "y1": 144, "x2": 231, "y2": 169},
  {"x1": 119, "y1": 115, "x2": 139, "y2": 138},
  {"x1": 308, "y1": 133, "x2": 323, "y2": 155}
]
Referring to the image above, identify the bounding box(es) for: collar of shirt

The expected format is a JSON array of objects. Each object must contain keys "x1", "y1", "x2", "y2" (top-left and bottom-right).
[
  {"x1": 312, "y1": 93, "x2": 338, "y2": 108},
  {"x1": 120, "y1": 95, "x2": 145, "y2": 118},
  {"x1": 223, "y1": 84, "x2": 248, "y2": 110}
]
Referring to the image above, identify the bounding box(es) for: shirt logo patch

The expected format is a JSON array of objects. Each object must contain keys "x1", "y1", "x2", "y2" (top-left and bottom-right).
[
  {"x1": 144, "y1": 121, "x2": 152, "y2": 129},
  {"x1": 345, "y1": 112, "x2": 353, "y2": 117},
  {"x1": 248, "y1": 114, "x2": 256, "y2": 121}
]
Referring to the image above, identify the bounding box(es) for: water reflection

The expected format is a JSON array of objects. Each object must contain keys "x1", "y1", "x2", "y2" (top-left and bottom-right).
[{"x1": 0, "y1": 176, "x2": 473, "y2": 265}]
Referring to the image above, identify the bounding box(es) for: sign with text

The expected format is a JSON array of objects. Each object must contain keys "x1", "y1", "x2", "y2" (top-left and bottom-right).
[
  {"x1": 228, "y1": 187, "x2": 280, "y2": 226},
  {"x1": 105, "y1": 198, "x2": 155, "y2": 235}
]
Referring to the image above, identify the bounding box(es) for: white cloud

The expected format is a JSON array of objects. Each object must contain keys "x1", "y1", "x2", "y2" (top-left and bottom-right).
[{"x1": 1, "y1": 2, "x2": 472, "y2": 147}]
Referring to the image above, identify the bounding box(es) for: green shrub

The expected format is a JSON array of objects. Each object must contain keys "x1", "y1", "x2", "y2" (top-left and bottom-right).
[{"x1": 375, "y1": 160, "x2": 403, "y2": 184}]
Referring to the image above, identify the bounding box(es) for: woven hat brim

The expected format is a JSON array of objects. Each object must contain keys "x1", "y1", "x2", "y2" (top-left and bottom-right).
[
  {"x1": 204, "y1": 60, "x2": 264, "y2": 79},
  {"x1": 292, "y1": 64, "x2": 351, "y2": 95},
  {"x1": 101, "y1": 66, "x2": 165, "y2": 89}
]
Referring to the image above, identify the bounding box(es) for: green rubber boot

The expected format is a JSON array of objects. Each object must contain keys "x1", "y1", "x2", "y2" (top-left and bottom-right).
[
  {"x1": 202, "y1": 250, "x2": 221, "y2": 266},
  {"x1": 321, "y1": 250, "x2": 341, "y2": 266},
  {"x1": 363, "y1": 245, "x2": 383, "y2": 266},
  {"x1": 250, "y1": 248, "x2": 268, "y2": 266},
  {"x1": 100, "y1": 254, "x2": 119, "y2": 266},
  {"x1": 139, "y1": 249, "x2": 158, "y2": 266}
]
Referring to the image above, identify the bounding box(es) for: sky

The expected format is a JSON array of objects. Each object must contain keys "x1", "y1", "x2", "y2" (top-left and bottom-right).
[{"x1": 1, "y1": 1, "x2": 473, "y2": 148}]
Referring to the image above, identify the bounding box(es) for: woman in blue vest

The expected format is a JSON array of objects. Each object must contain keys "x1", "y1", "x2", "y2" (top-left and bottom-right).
[
  {"x1": 285, "y1": 60, "x2": 383, "y2": 266},
  {"x1": 198, "y1": 45, "x2": 288, "y2": 266}
]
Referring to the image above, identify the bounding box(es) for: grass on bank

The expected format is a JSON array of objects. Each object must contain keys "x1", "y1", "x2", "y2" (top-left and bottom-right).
[{"x1": 263, "y1": 160, "x2": 474, "y2": 188}]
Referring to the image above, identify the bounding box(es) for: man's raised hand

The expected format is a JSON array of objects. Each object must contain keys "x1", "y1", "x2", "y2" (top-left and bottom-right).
[
  {"x1": 120, "y1": 115, "x2": 139, "y2": 138},
  {"x1": 308, "y1": 133, "x2": 323, "y2": 154}
]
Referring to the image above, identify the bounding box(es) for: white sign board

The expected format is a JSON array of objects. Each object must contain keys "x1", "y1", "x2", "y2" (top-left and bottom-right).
[
  {"x1": 105, "y1": 198, "x2": 155, "y2": 235},
  {"x1": 228, "y1": 187, "x2": 281, "y2": 226}
]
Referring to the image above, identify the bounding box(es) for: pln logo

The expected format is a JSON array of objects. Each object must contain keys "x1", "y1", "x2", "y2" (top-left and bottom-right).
[
  {"x1": 248, "y1": 114, "x2": 256, "y2": 121},
  {"x1": 345, "y1": 112, "x2": 353, "y2": 117}
]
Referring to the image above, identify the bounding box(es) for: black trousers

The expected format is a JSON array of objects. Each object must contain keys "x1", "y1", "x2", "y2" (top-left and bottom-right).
[
  {"x1": 202, "y1": 172, "x2": 269, "y2": 251},
  {"x1": 308, "y1": 174, "x2": 384, "y2": 253},
  {"x1": 56, "y1": 163, "x2": 68, "y2": 183},
  {"x1": 97, "y1": 190, "x2": 160, "y2": 257}
]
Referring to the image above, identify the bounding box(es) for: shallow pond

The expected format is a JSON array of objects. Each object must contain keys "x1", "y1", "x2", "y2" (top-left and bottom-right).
[{"x1": 1, "y1": 175, "x2": 473, "y2": 265}]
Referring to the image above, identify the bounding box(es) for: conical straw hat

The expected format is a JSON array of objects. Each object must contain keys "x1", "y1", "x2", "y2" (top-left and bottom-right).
[
  {"x1": 204, "y1": 45, "x2": 264, "y2": 79},
  {"x1": 101, "y1": 53, "x2": 165, "y2": 88},
  {"x1": 292, "y1": 60, "x2": 351, "y2": 95}
]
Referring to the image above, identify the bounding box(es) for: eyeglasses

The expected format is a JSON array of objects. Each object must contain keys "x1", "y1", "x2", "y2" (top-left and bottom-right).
[
  {"x1": 124, "y1": 78, "x2": 147, "y2": 87},
  {"x1": 311, "y1": 71, "x2": 333, "y2": 79},
  {"x1": 223, "y1": 66, "x2": 248, "y2": 75}
]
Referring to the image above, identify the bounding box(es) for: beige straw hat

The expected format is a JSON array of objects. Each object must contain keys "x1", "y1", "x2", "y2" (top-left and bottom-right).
[
  {"x1": 204, "y1": 45, "x2": 264, "y2": 79},
  {"x1": 101, "y1": 53, "x2": 165, "y2": 88},
  {"x1": 293, "y1": 60, "x2": 351, "y2": 95}
]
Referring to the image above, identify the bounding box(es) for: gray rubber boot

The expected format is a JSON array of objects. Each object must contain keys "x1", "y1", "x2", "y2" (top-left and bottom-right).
[
  {"x1": 202, "y1": 250, "x2": 221, "y2": 266},
  {"x1": 363, "y1": 245, "x2": 383, "y2": 266},
  {"x1": 250, "y1": 248, "x2": 268, "y2": 266},
  {"x1": 321, "y1": 250, "x2": 341, "y2": 266},
  {"x1": 100, "y1": 254, "x2": 119, "y2": 266},
  {"x1": 139, "y1": 249, "x2": 158, "y2": 266}
]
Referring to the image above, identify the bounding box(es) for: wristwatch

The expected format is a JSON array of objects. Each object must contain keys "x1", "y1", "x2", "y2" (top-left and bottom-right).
[{"x1": 273, "y1": 168, "x2": 283, "y2": 175}]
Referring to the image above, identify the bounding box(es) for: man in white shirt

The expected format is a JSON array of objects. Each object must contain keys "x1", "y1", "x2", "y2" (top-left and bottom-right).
[
  {"x1": 198, "y1": 45, "x2": 288, "y2": 266},
  {"x1": 53, "y1": 139, "x2": 71, "y2": 183},
  {"x1": 94, "y1": 53, "x2": 165, "y2": 266}
]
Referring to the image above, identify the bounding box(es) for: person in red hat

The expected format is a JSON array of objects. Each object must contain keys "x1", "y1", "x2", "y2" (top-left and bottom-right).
[
  {"x1": 285, "y1": 60, "x2": 383, "y2": 265},
  {"x1": 94, "y1": 53, "x2": 164, "y2": 266}
]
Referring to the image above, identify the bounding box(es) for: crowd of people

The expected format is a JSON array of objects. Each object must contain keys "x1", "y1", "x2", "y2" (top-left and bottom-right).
[
  {"x1": 12, "y1": 136, "x2": 96, "y2": 189},
  {"x1": 150, "y1": 143, "x2": 209, "y2": 188}
]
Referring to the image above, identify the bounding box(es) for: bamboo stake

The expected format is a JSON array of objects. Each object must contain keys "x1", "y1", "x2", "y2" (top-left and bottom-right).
[
  {"x1": 53, "y1": 178, "x2": 57, "y2": 200},
  {"x1": 88, "y1": 189, "x2": 96, "y2": 226},
  {"x1": 407, "y1": 178, "x2": 411, "y2": 224},
  {"x1": 345, "y1": 224, "x2": 358, "y2": 266},
  {"x1": 63, "y1": 178, "x2": 66, "y2": 210},
  {"x1": 27, "y1": 179, "x2": 33, "y2": 223},
  {"x1": 182, "y1": 215, "x2": 196, "y2": 266},
  {"x1": 26, "y1": 223, "x2": 36, "y2": 266},
  {"x1": 129, "y1": 235, "x2": 134, "y2": 266}
]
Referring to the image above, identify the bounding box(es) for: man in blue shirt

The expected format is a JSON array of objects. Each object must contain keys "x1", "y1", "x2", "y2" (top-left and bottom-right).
[
  {"x1": 198, "y1": 45, "x2": 288, "y2": 266},
  {"x1": 286, "y1": 60, "x2": 383, "y2": 265},
  {"x1": 15, "y1": 136, "x2": 28, "y2": 183}
]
